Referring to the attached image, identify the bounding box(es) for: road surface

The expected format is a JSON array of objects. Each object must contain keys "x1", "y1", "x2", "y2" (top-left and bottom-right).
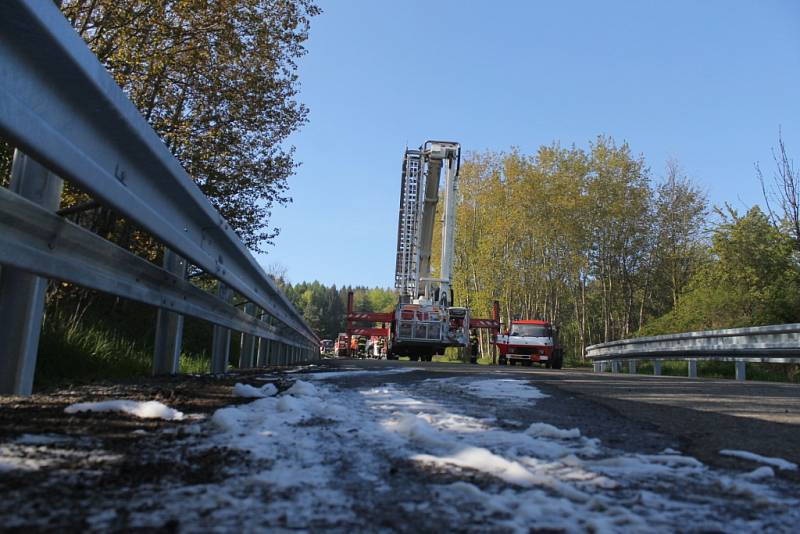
[{"x1": 1, "y1": 359, "x2": 799, "y2": 532}]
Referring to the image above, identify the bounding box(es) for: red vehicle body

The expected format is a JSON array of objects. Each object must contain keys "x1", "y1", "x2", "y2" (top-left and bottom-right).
[
  {"x1": 494, "y1": 320, "x2": 563, "y2": 368},
  {"x1": 334, "y1": 333, "x2": 350, "y2": 357}
]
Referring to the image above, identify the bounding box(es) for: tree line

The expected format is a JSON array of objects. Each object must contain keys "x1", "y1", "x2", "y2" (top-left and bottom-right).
[
  {"x1": 274, "y1": 279, "x2": 396, "y2": 341},
  {"x1": 444, "y1": 135, "x2": 800, "y2": 361}
]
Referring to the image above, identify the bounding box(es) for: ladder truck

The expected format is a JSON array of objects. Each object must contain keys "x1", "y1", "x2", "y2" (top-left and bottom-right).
[{"x1": 347, "y1": 141, "x2": 500, "y2": 362}]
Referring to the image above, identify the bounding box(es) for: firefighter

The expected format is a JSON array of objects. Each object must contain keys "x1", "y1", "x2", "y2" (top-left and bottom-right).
[
  {"x1": 470, "y1": 331, "x2": 479, "y2": 364},
  {"x1": 350, "y1": 335, "x2": 358, "y2": 358}
]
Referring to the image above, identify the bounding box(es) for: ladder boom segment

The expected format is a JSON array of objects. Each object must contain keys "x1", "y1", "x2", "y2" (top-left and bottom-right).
[{"x1": 393, "y1": 141, "x2": 460, "y2": 301}]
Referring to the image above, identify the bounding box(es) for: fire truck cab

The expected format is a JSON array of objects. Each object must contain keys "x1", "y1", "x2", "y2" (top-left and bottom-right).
[
  {"x1": 494, "y1": 320, "x2": 563, "y2": 369},
  {"x1": 334, "y1": 333, "x2": 350, "y2": 357}
]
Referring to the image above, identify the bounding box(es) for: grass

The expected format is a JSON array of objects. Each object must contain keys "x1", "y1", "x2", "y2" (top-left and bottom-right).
[{"x1": 35, "y1": 310, "x2": 210, "y2": 389}]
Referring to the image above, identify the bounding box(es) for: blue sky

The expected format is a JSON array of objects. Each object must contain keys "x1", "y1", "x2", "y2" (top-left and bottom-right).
[{"x1": 257, "y1": 0, "x2": 800, "y2": 288}]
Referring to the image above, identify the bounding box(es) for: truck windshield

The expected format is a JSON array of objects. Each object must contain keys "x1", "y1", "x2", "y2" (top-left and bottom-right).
[{"x1": 510, "y1": 324, "x2": 551, "y2": 337}]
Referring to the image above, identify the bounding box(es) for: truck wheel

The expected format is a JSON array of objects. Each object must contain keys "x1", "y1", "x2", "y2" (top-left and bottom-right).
[
  {"x1": 551, "y1": 349, "x2": 564, "y2": 370},
  {"x1": 509, "y1": 360, "x2": 516, "y2": 366},
  {"x1": 523, "y1": 360, "x2": 532, "y2": 367},
  {"x1": 499, "y1": 358, "x2": 507, "y2": 366}
]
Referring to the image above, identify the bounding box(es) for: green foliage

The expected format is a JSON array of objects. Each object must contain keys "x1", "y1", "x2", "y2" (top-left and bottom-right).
[
  {"x1": 0, "y1": 138, "x2": 12, "y2": 188},
  {"x1": 640, "y1": 207, "x2": 800, "y2": 334},
  {"x1": 274, "y1": 278, "x2": 396, "y2": 340},
  {"x1": 59, "y1": 0, "x2": 320, "y2": 251},
  {"x1": 35, "y1": 309, "x2": 210, "y2": 389},
  {"x1": 451, "y1": 138, "x2": 709, "y2": 360}
]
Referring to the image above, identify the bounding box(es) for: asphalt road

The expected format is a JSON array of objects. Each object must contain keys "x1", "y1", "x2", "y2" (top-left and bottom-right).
[
  {"x1": 334, "y1": 358, "x2": 800, "y2": 477},
  {"x1": 1, "y1": 359, "x2": 799, "y2": 532}
]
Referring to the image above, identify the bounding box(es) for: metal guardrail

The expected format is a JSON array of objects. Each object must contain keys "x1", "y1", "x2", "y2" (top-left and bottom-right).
[
  {"x1": 0, "y1": 1, "x2": 319, "y2": 394},
  {"x1": 586, "y1": 324, "x2": 800, "y2": 380}
]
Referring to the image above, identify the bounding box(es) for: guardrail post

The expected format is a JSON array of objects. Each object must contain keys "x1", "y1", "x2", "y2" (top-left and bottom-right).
[
  {"x1": 688, "y1": 360, "x2": 698, "y2": 378},
  {"x1": 653, "y1": 360, "x2": 662, "y2": 376},
  {"x1": 239, "y1": 303, "x2": 257, "y2": 369},
  {"x1": 735, "y1": 361, "x2": 746, "y2": 381},
  {"x1": 255, "y1": 310, "x2": 269, "y2": 367},
  {"x1": 0, "y1": 152, "x2": 63, "y2": 395},
  {"x1": 152, "y1": 249, "x2": 187, "y2": 375},
  {"x1": 611, "y1": 361, "x2": 621, "y2": 373},
  {"x1": 628, "y1": 360, "x2": 637, "y2": 374},
  {"x1": 257, "y1": 338, "x2": 269, "y2": 368},
  {"x1": 211, "y1": 283, "x2": 233, "y2": 374}
]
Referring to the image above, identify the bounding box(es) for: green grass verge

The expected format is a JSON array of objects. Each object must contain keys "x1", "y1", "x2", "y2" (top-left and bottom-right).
[{"x1": 35, "y1": 311, "x2": 209, "y2": 389}]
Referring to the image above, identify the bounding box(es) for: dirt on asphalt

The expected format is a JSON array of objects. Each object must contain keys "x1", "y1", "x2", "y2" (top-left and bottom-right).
[
  {"x1": 0, "y1": 371, "x2": 298, "y2": 533},
  {"x1": 1, "y1": 360, "x2": 800, "y2": 532}
]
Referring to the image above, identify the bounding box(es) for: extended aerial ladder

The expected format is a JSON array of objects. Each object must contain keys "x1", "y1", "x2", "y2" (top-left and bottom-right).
[{"x1": 347, "y1": 140, "x2": 500, "y2": 362}]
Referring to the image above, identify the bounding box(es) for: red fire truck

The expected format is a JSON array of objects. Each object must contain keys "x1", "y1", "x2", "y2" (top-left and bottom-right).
[
  {"x1": 334, "y1": 333, "x2": 350, "y2": 358},
  {"x1": 494, "y1": 320, "x2": 563, "y2": 368}
]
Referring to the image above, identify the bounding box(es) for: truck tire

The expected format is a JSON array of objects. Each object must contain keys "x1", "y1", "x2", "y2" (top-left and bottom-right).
[
  {"x1": 551, "y1": 350, "x2": 564, "y2": 370},
  {"x1": 499, "y1": 357, "x2": 507, "y2": 366}
]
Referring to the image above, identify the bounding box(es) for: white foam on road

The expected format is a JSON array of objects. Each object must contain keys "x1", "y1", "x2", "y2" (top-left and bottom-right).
[
  {"x1": 302, "y1": 366, "x2": 422, "y2": 380},
  {"x1": 720, "y1": 449, "x2": 798, "y2": 471},
  {"x1": 0, "y1": 442, "x2": 121, "y2": 473},
  {"x1": 232, "y1": 382, "x2": 278, "y2": 398},
  {"x1": 64, "y1": 400, "x2": 185, "y2": 420},
  {"x1": 15, "y1": 372, "x2": 798, "y2": 532},
  {"x1": 526, "y1": 422, "x2": 581, "y2": 439},
  {"x1": 459, "y1": 378, "x2": 550, "y2": 401}
]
